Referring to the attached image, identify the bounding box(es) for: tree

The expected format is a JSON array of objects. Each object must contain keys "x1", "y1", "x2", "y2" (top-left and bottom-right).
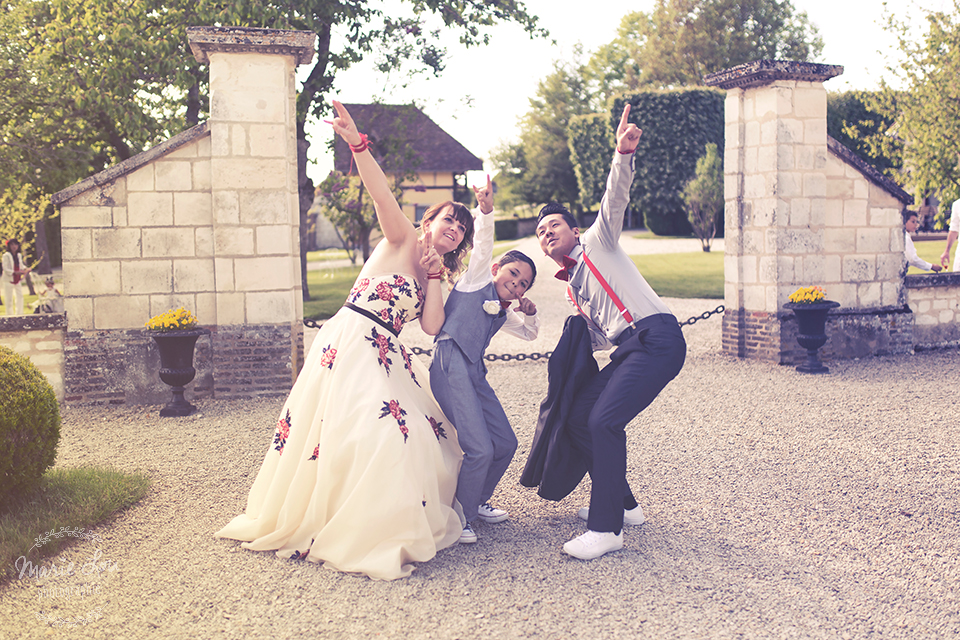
[
  {"x1": 874, "y1": 1, "x2": 960, "y2": 210},
  {"x1": 584, "y1": 0, "x2": 823, "y2": 94},
  {"x1": 1, "y1": 0, "x2": 545, "y2": 292},
  {"x1": 490, "y1": 53, "x2": 594, "y2": 221},
  {"x1": 827, "y1": 90, "x2": 902, "y2": 175},
  {"x1": 682, "y1": 143, "x2": 723, "y2": 252},
  {"x1": 315, "y1": 172, "x2": 382, "y2": 265}
]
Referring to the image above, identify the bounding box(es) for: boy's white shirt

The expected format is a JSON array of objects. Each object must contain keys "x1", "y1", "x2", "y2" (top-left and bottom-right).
[{"x1": 451, "y1": 207, "x2": 539, "y2": 341}]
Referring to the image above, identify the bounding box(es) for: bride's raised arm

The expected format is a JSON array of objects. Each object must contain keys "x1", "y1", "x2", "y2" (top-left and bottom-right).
[{"x1": 329, "y1": 100, "x2": 416, "y2": 247}]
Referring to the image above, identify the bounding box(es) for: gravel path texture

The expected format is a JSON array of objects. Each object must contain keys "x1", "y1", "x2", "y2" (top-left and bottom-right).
[{"x1": 3, "y1": 234, "x2": 959, "y2": 639}]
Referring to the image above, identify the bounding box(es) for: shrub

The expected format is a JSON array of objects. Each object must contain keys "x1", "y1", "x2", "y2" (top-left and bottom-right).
[
  {"x1": 0, "y1": 346, "x2": 60, "y2": 510},
  {"x1": 494, "y1": 218, "x2": 519, "y2": 241}
]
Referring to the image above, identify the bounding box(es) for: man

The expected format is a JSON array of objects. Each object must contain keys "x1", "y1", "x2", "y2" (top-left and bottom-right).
[
  {"x1": 904, "y1": 210, "x2": 942, "y2": 273},
  {"x1": 940, "y1": 200, "x2": 960, "y2": 271},
  {"x1": 533, "y1": 105, "x2": 686, "y2": 560}
]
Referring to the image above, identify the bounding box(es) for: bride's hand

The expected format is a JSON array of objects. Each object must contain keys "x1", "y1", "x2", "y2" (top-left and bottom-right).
[
  {"x1": 331, "y1": 100, "x2": 362, "y2": 147},
  {"x1": 419, "y1": 229, "x2": 443, "y2": 275}
]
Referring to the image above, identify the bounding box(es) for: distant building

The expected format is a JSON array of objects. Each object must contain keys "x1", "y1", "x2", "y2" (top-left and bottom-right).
[{"x1": 330, "y1": 103, "x2": 483, "y2": 225}]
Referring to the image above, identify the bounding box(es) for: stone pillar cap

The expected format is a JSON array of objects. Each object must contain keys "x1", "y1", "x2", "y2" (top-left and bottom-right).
[
  {"x1": 703, "y1": 59, "x2": 843, "y2": 90},
  {"x1": 187, "y1": 26, "x2": 316, "y2": 66}
]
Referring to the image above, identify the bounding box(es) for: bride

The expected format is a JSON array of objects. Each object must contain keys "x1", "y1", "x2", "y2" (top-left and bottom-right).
[{"x1": 216, "y1": 100, "x2": 474, "y2": 580}]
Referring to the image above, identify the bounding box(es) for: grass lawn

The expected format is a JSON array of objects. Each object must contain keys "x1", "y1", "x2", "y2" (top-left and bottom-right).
[
  {"x1": 632, "y1": 250, "x2": 724, "y2": 298},
  {"x1": 1, "y1": 466, "x2": 151, "y2": 583},
  {"x1": 908, "y1": 239, "x2": 952, "y2": 274}
]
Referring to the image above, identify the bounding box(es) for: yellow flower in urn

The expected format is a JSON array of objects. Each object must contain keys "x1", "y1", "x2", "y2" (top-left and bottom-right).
[
  {"x1": 145, "y1": 307, "x2": 199, "y2": 331},
  {"x1": 788, "y1": 286, "x2": 826, "y2": 305}
]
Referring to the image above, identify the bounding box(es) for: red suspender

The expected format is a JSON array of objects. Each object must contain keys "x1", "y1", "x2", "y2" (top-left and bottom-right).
[{"x1": 580, "y1": 251, "x2": 635, "y2": 324}]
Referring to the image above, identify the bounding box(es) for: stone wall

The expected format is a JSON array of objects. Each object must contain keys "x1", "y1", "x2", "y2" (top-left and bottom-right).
[
  {"x1": 905, "y1": 272, "x2": 960, "y2": 347},
  {"x1": 706, "y1": 60, "x2": 919, "y2": 365},
  {"x1": 50, "y1": 27, "x2": 315, "y2": 405},
  {"x1": 0, "y1": 315, "x2": 66, "y2": 402}
]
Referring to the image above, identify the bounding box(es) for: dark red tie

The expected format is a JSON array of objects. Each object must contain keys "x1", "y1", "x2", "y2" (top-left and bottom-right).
[
  {"x1": 500, "y1": 300, "x2": 512, "y2": 309},
  {"x1": 554, "y1": 255, "x2": 578, "y2": 281}
]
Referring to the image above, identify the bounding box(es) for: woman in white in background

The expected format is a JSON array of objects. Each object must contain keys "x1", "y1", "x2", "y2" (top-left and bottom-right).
[{"x1": 2, "y1": 238, "x2": 29, "y2": 316}]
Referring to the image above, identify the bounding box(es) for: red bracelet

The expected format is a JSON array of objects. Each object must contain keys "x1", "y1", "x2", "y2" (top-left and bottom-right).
[
  {"x1": 427, "y1": 272, "x2": 443, "y2": 280},
  {"x1": 349, "y1": 133, "x2": 369, "y2": 154}
]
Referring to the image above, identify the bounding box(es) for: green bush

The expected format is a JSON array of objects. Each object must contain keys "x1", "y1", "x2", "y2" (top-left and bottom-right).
[
  {"x1": 0, "y1": 346, "x2": 60, "y2": 509},
  {"x1": 494, "y1": 218, "x2": 519, "y2": 241}
]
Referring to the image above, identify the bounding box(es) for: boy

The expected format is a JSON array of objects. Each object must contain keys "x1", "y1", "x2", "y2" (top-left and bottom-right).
[
  {"x1": 904, "y1": 210, "x2": 942, "y2": 273},
  {"x1": 429, "y1": 176, "x2": 539, "y2": 544}
]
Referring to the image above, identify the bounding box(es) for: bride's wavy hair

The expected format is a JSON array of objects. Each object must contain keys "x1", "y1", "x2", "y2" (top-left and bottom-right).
[{"x1": 420, "y1": 201, "x2": 475, "y2": 278}]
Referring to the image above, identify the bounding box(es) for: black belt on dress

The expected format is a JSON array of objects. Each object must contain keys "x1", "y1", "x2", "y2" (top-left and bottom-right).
[{"x1": 344, "y1": 302, "x2": 399, "y2": 337}]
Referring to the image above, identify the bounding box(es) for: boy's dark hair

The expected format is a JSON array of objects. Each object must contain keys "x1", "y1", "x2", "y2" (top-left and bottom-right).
[
  {"x1": 902, "y1": 209, "x2": 919, "y2": 224},
  {"x1": 497, "y1": 250, "x2": 537, "y2": 289},
  {"x1": 537, "y1": 202, "x2": 578, "y2": 230}
]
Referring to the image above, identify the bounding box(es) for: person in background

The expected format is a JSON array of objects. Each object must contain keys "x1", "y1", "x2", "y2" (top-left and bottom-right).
[
  {"x1": 33, "y1": 277, "x2": 65, "y2": 314},
  {"x1": 2, "y1": 238, "x2": 30, "y2": 316},
  {"x1": 904, "y1": 210, "x2": 942, "y2": 273},
  {"x1": 940, "y1": 199, "x2": 960, "y2": 271}
]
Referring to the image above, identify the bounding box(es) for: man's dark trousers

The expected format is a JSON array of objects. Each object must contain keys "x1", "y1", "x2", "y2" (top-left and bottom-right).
[{"x1": 566, "y1": 313, "x2": 686, "y2": 533}]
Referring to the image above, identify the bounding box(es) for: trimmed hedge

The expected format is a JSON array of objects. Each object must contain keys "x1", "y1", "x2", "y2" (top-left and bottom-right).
[
  {"x1": 569, "y1": 89, "x2": 724, "y2": 236},
  {"x1": 617, "y1": 89, "x2": 724, "y2": 236},
  {"x1": 568, "y1": 113, "x2": 615, "y2": 211},
  {"x1": 0, "y1": 346, "x2": 60, "y2": 509}
]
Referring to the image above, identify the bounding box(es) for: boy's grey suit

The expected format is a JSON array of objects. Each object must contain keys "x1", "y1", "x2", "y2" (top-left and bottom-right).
[{"x1": 430, "y1": 282, "x2": 516, "y2": 524}]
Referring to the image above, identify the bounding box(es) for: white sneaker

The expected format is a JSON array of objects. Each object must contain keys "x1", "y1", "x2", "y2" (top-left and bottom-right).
[
  {"x1": 477, "y1": 502, "x2": 508, "y2": 524},
  {"x1": 577, "y1": 505, "x2": 645, "y2": 526},
  {"x1": 459, "y1": 523, "x2": 477, "y2": 544},
  {"x1": 562, "y1": 530, "x2": 623, "y2": 560}
]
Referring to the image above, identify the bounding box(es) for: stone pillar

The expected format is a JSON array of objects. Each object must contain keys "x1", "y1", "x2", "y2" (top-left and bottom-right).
[
  {"x1": 187, "y1": 27, "x2": 315, "y2": 395},
  {"x1": 704, "y1": 61, "x2": 843, "y2": 363}
]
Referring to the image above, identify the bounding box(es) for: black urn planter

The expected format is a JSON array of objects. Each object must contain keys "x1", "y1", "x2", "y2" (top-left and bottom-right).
[
  {"x1": 784, "y1": 301, "x2": 840, "y2": 374},
  {"x1": 151, "y1": 328, "x2": 210, "y2": 417}
]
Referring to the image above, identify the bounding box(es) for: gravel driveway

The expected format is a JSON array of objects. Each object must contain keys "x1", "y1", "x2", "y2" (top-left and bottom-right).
[{"x1": 3, "y1": 234, "x2": 959, "y2": 639}]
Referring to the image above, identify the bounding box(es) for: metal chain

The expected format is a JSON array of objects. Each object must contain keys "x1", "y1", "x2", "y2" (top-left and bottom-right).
[
  {"x1": 678, "y1": 304, "x2": 725, "y2": 327},
  {"x1": 304, "y1": 305, "x2": 725, "y2": 362}
]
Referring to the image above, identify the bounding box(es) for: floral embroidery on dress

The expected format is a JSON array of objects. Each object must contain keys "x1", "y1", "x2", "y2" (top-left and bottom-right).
[
  {"x1": 347, "y1": 278, "x2": 371, "y2": 304},
  {"x1": 366, "y1": 327, "x2": 396, "y2": 374},
  {"x1": 274, "y1": 409, "x2": 292, "y2": 455},
  {"x1": 372, "y1": 281, "x2": 395, "y2": 304},
  {"x1": 393, "y1": 275, "x2": 412, "y2": 298},
  {"x1": 427, "y1": 416, "x2": 447, "y2": 440},
  {"x1": 399, "y1": 345, "x2": 420, "y2": 387},
  {"x1": 379, "y1": 399, "x2": 409, "y2": 442},
  {"x1": 320, "y1": 345, "x2": 337, "y2": 369}
]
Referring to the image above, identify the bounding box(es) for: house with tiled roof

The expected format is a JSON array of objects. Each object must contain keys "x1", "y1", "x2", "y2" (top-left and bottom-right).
[{"x1": 331, "y1": 103, "x2": 483, "y2": 223}]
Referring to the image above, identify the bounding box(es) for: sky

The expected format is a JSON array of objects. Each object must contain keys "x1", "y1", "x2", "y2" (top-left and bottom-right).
[{"x1": 303, "y1": 0, "x2": 955, "y2": 184}]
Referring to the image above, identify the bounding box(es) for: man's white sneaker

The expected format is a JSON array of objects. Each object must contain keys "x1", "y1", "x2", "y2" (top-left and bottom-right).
[
  {"x1": 577, "y1": 505, "x2": 645, "y2": 526},
  {"x1": 459, "y1": 523, "x2": 477, "y2": 544},
  {"x1": 477, "y1": 502, "x2": 508, "y2": 524},
  {"x1": 562, "y1": 530, "x2": 623, "y2": 560}
]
